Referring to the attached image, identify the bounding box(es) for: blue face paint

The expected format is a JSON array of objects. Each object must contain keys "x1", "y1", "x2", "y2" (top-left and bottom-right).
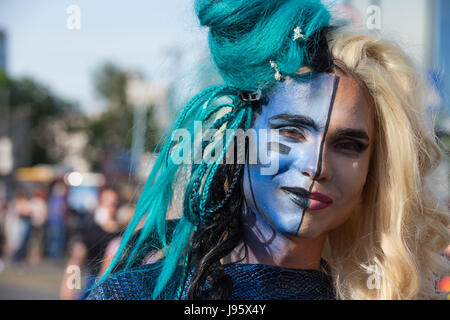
[{"x1": 243, "y1": 73, "x2": 340, "y2": 236}]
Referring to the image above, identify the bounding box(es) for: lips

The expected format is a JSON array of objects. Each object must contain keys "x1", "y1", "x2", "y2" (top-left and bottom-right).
[
  {"x1": 309, "y1": 192, "x2": 333, "y2": 204},
  {"x1": 281, "y1": 187, "x2": 333, "y2": 211},
  {"x1": 281, "y1": 187, "x2": 309, "y2": 209}
]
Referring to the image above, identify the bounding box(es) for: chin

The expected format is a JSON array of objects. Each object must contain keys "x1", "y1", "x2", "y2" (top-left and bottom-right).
[
  {"x1": 296, "y1": 224, "x2": 327, "y2": 239},
  {"x1": 295, "y1": 214, "x2": 329, "y2": 239}
]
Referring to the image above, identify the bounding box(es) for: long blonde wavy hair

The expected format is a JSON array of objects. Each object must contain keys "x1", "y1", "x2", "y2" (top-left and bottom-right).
[{"x1": 323, "y1": 33, "x2": 450, "y2": 299}]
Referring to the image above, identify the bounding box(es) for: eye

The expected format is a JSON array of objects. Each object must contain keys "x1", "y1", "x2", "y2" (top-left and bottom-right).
[
  {"x1": 278, "y1": 127, "x2": 306, "y2": 142},
  {"x1": 334, "y1": 140, "x2": 369, "y2": 154}
]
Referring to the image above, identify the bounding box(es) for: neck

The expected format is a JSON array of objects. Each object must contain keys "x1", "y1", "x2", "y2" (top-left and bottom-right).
[{"x1": 230, "y1": 202, "x2": 326, "y2": 271}]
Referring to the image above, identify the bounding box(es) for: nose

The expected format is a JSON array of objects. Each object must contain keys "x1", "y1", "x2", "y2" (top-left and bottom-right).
[
  {"x1": 290, "y1": 139, "x2": 320, "y2": 179},
  {"x1": 297, "y1": 140, "x2": 332, "y2": 182},
  {"x1": 311, "y1": 144, "x2": 332, "y2": 181},
  {"x1": 300, "y1": 155, "x2": 318, "y2": 179},
  {"x1": 301, "y1": 167, "x2": 316, "y2": 179}
]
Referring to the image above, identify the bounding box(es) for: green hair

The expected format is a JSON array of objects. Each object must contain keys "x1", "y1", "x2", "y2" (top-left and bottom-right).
[
  {"x1": 95, "y1": 0, "x2": 332, "y2": 300},
  {"x1": 196, "y1": 0, "x2": 331, "y2": 90}
]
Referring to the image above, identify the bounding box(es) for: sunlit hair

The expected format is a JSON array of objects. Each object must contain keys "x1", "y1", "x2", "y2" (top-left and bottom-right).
[{"x1": 324, "y1": 32, "x2": 450, "y2": 300}]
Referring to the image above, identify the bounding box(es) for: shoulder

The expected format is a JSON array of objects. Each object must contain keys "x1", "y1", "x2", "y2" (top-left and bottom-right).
[{"x1": 86, "y1": 264, "x2": 161, "y2": 300}]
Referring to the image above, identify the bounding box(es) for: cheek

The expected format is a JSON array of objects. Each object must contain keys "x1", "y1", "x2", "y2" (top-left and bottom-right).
[
  {"x1": 297, "y1": 154, "x2": 372, "y2": 238},
  {"x1": 332, "y1": 153, "x2": 371, "y2": 213}
]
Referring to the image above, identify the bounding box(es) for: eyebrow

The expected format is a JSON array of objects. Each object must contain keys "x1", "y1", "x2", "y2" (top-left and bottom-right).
[
  {"x1": 268, "y1": 113, "x2": 319, "y2": 131},
  {"x1": 334, "y1": 128, "x2": 370, "y2": 141}
]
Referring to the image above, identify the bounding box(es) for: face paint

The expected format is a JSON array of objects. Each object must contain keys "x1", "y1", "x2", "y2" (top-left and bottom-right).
[
  {"x1": 243, "y1": 73, "x2": 340, "y2": 236},
  {"x1": 267, "y1": 142, "x2": 291, "y2": 155}
]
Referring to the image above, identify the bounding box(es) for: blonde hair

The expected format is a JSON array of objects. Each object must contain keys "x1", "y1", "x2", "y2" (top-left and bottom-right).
[{"x1": 323, "y1": 33, "x2": 450, "y2": 299}]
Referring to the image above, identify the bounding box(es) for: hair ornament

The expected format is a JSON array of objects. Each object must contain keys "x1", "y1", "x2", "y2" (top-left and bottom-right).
[
  {"x1": 269, "y1": 60, "x2": 282, "y2": 81},
  {"x1": 240, "y1": 89, "x2": 262, "y2": 102},
  {"x1": 293, "y1": 26, "x2": 305, "y2": 41}
]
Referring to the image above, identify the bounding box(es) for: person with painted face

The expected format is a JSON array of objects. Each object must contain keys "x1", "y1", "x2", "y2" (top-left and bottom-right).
[{"x1": 88, "y1": 0, "x2": 449, "y2": 300}]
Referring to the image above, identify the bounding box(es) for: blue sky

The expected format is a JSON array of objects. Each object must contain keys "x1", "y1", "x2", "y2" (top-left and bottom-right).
[
  {"x1": 0, "y1": 0, "x2": 445, "y2": 115},
  {"x1": 0, "y1": 0, "x2": 208, "y2": 114}
]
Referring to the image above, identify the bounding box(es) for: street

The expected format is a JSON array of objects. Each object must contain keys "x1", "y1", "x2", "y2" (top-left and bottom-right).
[{"x1": 0, "y1": 260, "x2": 67, "y2": 299}]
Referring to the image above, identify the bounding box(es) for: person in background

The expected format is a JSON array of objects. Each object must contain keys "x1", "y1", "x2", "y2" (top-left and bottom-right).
[
  {"x1": 11, "y1": 191, "x2": 33, "y2": 266},
  {"x1": 0, "y1": 183, "x2": 8, "y2": 273},
  {"x1": 60, "y1": 187, "x2": 121, "y2": 300},
  {"x1": 0, "y1": 212, "x2": 5, "y2": 273},
  {"x1": 28, "y1": 188, "x2": 48, "y2": 265},
  {"x1": 46, "y1": 182, "x2": 68, "y2": 260},
  {"x1": 98, "y1": 200, "x2": 135, "y2": 277}
]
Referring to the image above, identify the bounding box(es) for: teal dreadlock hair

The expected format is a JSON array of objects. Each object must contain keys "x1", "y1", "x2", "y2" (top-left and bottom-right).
[{"x1": 97, "y1": 0, "x2": 333, "y2": 299}]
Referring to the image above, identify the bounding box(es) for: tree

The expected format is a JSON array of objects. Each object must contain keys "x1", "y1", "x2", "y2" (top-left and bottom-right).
[
  {"x1": 0, "y1": 71, "x2": 80, "y2": 166},
  {"x1": 86, "y1": 62, "x2": 160, "y2": 172}
]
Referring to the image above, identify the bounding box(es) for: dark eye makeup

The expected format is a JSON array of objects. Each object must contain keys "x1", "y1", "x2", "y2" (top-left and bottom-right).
[
  {"x1": 267, "y1": 116, "x2": 370, "y2": 155},
  {"x1": 277, "y1": 126, "x2": 307, "y2": 141},
  {"x1": 331, "y1": 128, "x2": 370, "y2": 155},
  {"x1": 269, "y1": 120, "x2": 311, "y2": 142},
  {"x1": 334, "y1": 140, "x2": 369, "y2": 154}
]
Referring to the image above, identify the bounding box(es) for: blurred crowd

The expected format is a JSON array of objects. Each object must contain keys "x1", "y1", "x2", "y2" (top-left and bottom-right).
[
  {"x1": 0, "y1": 180, "x2": 136, "y2": 299},
  {"x1": 0, "y1": 177, "x2": 448, "y2": 299}
]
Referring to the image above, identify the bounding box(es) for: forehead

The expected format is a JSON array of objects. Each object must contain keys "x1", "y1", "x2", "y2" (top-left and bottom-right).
[
  {"x1": 258, "y1": 73, "x2": 373, "y2": 135},
  {"x1": 328, "y1": 75, "x2": 373, "y2": 134},
  {"x1": 260, "y1": 73, "x2": 338, "y2": 130}
]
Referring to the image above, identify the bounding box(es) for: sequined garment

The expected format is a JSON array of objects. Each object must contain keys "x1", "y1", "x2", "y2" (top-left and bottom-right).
[{"x1": 87, "y1": 261, "x2": 335, "y2": 300}]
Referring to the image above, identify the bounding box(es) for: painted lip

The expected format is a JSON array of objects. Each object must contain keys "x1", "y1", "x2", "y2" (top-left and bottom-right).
[
  {"x1": 308, "y1": 192, "x2": 333, "y2": 211},
  {"x1": 281, "y1": 187, "x2": 310, "y2": 209},
  {"x1": 281, "y1": 187, "x2": 333, "y2": 211}
]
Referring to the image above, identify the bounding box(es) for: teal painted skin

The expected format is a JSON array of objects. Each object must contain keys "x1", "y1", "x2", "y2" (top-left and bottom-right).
[{"x1": 243, "y1": 73, "x2": 340, "y2": 236}]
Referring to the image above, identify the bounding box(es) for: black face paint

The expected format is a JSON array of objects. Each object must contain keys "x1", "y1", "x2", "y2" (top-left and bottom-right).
[{"x1": 267, "y1": 142, "x2": 292, "y2": 155}]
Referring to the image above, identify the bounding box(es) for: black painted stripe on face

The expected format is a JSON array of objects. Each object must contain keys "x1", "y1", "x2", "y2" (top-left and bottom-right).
[
  {"x1": 295, "y1": 75, "x2": 341, "y2": 235},
  {"x1": 267, "y1": 142, "x2": 291, "y2": 155}
]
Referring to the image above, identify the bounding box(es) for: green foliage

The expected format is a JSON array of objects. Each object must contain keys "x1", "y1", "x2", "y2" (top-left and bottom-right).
[
  {"x1": 93, "y1": 62, "x2": 128, "y2": 110},
  {"x1": 0, "y1": 71, "x2": 79, "y2": 126},
  {"x1": 85, "y1": 63, "x2": 161, "y2": 170},
  {"x1": 0, "y1": 71, "x2": 79, "y2": 165}
]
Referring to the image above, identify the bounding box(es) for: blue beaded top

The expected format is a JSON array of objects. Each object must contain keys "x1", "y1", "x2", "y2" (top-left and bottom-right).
[{"x1": 87, "y1": 260, "x2": 335, "y2": 300}]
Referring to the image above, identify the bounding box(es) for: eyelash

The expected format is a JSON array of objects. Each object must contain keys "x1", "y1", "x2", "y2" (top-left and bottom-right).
[
  {"x1": 277, "y1": 126, "x2": 307, "y2": 141},
  {"x1": 334, "y1": 140, "x2": 369, "y2": 153},
  {"x1": 271, "y1": 124, "x2": 369, "y2": 154}
]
